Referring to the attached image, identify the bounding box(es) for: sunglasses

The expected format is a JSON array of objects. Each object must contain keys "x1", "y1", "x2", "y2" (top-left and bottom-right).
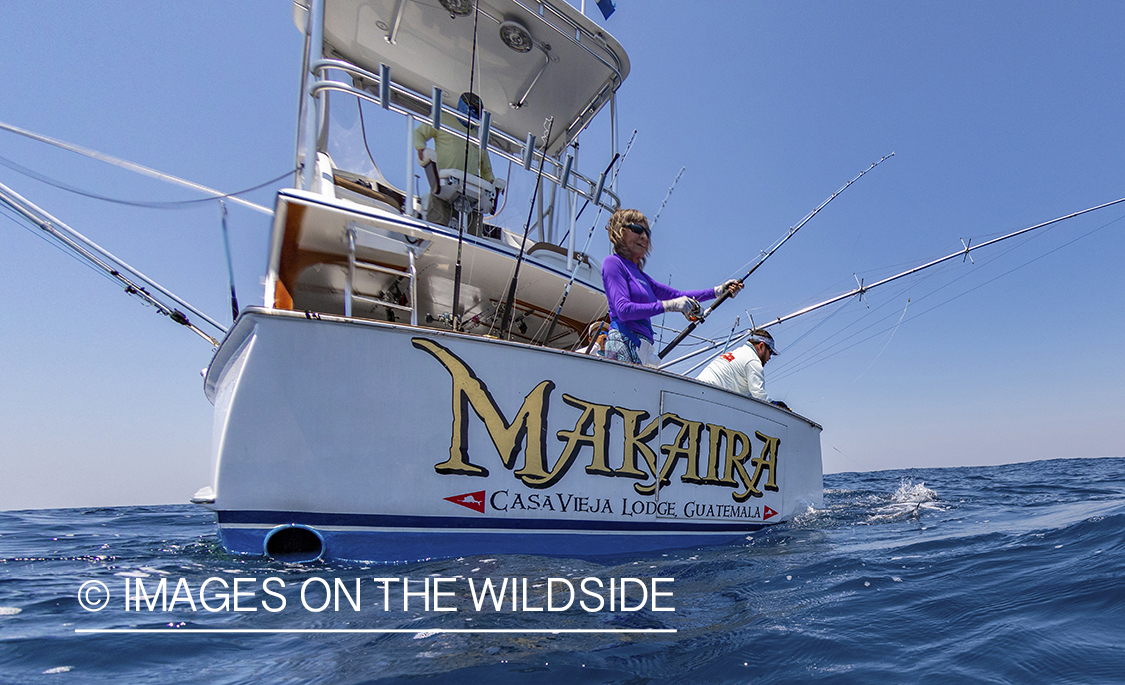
[{"x1": 625, "y1": 222, "x2": 651, "y2": 238}]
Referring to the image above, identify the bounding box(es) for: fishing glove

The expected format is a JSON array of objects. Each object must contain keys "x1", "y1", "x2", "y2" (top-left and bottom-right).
[
  {"x1": 663, "y1": 296, "x2": 701, "y2": 319},
  {"x1": 714, "y1": 280, "x2": 742, "y2": 298}
]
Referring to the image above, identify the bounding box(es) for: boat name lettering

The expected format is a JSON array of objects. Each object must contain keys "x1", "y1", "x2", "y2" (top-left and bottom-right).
[{"x1": 414, "y1": 338, "x2": 780, "y2": 502}]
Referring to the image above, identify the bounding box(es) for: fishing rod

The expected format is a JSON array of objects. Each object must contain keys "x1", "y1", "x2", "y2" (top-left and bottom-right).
[
  {"x1": 658, "y1": 192, "x2": 1125, "y2": 370},
  {"x1": 499, "y1": 117, "x2": 555, "y2": 338},
  {"x1": 537, "y1": 131, "x2": 638, "y2": 345},
  {"x1": 0, "y1": 180, "x2": 225, "y2": 345},
  {"x1": 658, "y1": 153, "x2": 894, "y2": 359},
  {"x1": 536, "y1": 153, "x2": 617, "y2": 345},
  {"x1": 219, "y1": 200, "x2": 240, "y2": 323},
  {"x1": 649, "y1": 165, "x2": 685, "y2": 231},
  {"x1": 448, "y1": 3, "x2": 483, "y2": 331},
  {"x1": 556, "y1": 129, "x2": 636, "y2": 246},
  {"x1": 720, "y1": 315, "x2": 740, "y2": 354}
]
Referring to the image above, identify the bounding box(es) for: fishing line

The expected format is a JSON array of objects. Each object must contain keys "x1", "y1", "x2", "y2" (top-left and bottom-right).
[
  {"x1": 827, "y1": 442, "x2": 866, "y2": 471},
  {"x1": 1, "y1": 205, "x2": 116, "y2": 285},
  {"x1": 786, "y1": 276, "x2": 923, "y2": 363},
  {"x1": 0, "y1": 119, "x2": 273, "y2": 215},
  {"x1": 2, "y1": 201, "x2": 163, "y2": 298},
  {"x1": 787, "y1": 240, "x2": 1008, "y2": 371},
  {"x1": 778, "y1": 297, "x2": 852, "y2": 353},
  {"x1": 772, "y1": 281, "x2": 923, "y2": 382},
  {"x1": 774, "y1": 212, "x2": 1123, "y2": 380},
  {"x1": 0, "y1": 154, "x2": 294, "y2": 210},
  {"x1": 2, "y1": 200, "x2": 219, "y2": 344},
  {"x1": 892, "y1": 212, "x2": 1124, "y2": 328},
  {"x1": 852, "y1": 298, "x2": 909, "y2": 383}
]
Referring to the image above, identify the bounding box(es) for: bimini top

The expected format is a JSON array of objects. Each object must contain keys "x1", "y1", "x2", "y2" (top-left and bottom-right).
[{"x1": 294, "y1": 0, "x2": 630, "y2": 156}]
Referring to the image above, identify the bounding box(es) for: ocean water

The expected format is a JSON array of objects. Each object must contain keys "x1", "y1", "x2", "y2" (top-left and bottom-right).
[{"x1": 2, "y1": 456, "x2": 1123, "y2": 684}]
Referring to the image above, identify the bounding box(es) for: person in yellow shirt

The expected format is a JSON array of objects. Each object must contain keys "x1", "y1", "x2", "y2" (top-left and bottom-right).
[{"x1": 413, "y1": 92, "x2": 498, "y2": 229}]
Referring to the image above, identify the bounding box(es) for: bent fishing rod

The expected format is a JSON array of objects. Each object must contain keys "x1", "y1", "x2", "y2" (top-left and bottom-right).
[
  {"x1": 658, "y1": 153, "x2": 894, "y2": 359},
  {"x1": 658, "y1": 192, "x2": 1125, "y2": 370}
]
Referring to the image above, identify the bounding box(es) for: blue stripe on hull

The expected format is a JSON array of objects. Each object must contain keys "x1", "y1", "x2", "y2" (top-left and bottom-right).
[
  {"x1": 219, "y1": 527, "x2": 753, "y2": 563},
  {"x1": 216, "y1": 510, "x2": 766, "y2": 562},
  {"x1": 217, "y1": 510, "x2": 769, "y2": 533}
]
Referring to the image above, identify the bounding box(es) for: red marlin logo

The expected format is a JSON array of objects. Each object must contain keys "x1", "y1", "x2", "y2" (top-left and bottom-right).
[
  {"x1": 444, "y1": 491, "x2": 486, "y2": 513},
  {"x1": 763, "y1": 506, "x2": 778, "y2": 520}
]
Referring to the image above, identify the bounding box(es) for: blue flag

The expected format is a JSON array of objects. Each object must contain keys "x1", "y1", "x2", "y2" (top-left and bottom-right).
[{"x1": 596, "y1": 0, "x2": 616, "y2": 20}]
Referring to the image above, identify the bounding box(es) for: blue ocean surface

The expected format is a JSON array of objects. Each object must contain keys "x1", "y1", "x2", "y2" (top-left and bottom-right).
[{"x1": 2, "y1": 456, "x2": 1123, "y2": 684}]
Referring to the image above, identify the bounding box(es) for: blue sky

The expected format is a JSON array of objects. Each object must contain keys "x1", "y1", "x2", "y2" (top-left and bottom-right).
[{"x1": 1, "y1": 1, "x2": 1123, "y2": 511}]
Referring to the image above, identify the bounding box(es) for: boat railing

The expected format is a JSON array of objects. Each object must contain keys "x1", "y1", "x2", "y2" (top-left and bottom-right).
[
  {"x1": 344, "y1": 223, "x2": 421, "y2": 326},
  {"x1": 307, "y1": 58, "x2": 621, "y2": 219}
]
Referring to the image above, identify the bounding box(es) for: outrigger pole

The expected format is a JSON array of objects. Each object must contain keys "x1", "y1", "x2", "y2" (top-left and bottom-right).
[
  {"x1": 762, "y1": 193, "x2": 1125, "y2": 330},
  {"x1": 0, "y1": 180, "x2": 226, "y2": 345},
  {"x1": 658, "y1": 192, "x2": 1125, "y2": 370},
  {"x1": 658, "y1": 153, "x2": 895, "y2": 359}
]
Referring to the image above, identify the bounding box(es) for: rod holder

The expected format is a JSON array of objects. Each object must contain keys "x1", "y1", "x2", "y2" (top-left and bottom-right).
[
  {"x1": 430, "y1": 87, "x2": 443, "y2": 130},
  {"x1": 560, "y1": 153, "x2": 573, "y2": 190},
  {"x1": 522, "y1": 133, "x2": 536, "y2": 170},
  {"x1": 379, "y1": 64, "x2": 391, "y2": 109},
  {"x1": 478, "y1": 110, "x2": 492, "y2": 149},
  {"x1": 593, "y1": 171, "x2": 607, "y2": 205}
]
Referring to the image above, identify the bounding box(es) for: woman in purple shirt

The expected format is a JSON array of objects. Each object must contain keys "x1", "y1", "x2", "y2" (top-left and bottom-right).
[{"x1": 602, "y1": 208, "x2": 742, "y2": 366}]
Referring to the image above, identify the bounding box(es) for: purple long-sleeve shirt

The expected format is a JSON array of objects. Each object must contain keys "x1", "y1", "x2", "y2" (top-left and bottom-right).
[{"x1": 602, "y1": 253, "x2": 715, "y2": 344}]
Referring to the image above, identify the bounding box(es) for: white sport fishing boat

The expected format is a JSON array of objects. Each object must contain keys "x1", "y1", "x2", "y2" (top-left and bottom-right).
[
  {"x1": 190, "y1": 0, "x2": 825, "y2": 563},
  {"x1": 7, "y1": 0, "x2": 1122, "y2": 564}
]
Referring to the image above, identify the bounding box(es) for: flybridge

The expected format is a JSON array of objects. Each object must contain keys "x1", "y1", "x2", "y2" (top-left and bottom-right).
[
  {"x1": 300, "y1": 0, "x2": 629, "y2": 154},
  {"x1": 295, "y1": 0, "x2": 629, "y2": 216}
]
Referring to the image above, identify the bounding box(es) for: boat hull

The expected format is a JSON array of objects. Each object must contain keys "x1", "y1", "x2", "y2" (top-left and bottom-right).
[{"x1": 202, "y1": 308, "x2": 823, "y2": 563}]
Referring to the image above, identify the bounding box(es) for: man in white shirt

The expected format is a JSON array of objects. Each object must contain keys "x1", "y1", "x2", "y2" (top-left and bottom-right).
[{"x1": 696, "y1": 329, "x2": 789, "y2": 409}]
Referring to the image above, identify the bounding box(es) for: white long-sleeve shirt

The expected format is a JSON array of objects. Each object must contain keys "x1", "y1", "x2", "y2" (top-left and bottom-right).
[{"x1": 695, "y1": 343, "x2": 771, "y2": 402}]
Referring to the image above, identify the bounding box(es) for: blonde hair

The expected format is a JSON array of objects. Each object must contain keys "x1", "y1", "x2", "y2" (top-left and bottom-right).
[{"x1": 606, "y1": 208, "x2": 651, "y2": 269}]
